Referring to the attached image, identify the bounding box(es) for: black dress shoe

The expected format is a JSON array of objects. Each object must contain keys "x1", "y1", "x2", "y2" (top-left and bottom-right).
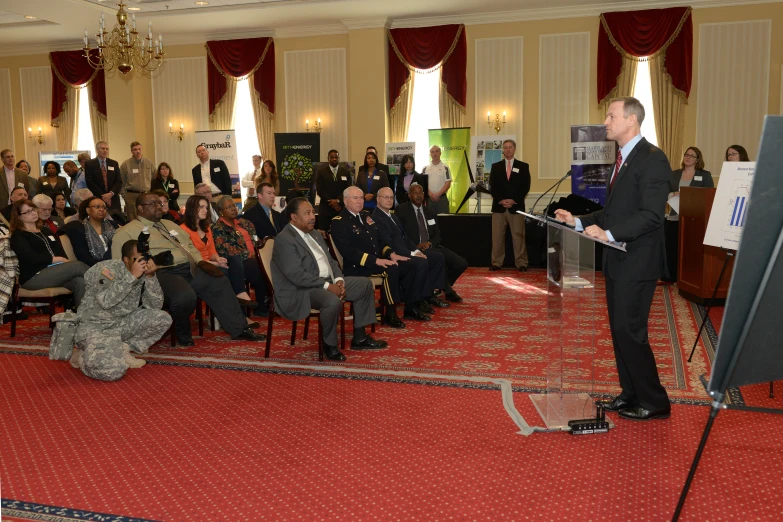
[
  {"x1": 383, "y1": 315, "x2": 406, "y2": 328},
  {"x1": 403, "y1": 308, "x2": 431, "y2": 321},
  {"x1": 419, "y1": 301, "x2": 435, "y2": 314},
  {"x1": 427, "y1": 296, "x2": 450, "y2": 308},
  {"x1": 618, "y1": 405, "x2": 671, "y2": 421},
  {"x1": 445, "y1": 291, "x2": 463, "y2": 303},
  {"x1": 177, "y1": 339, "x2": 196, "y2": 347},
  {"x1": 351, "y1": 335, "x2": 388, "y2": 350},
  {"x1": 518, "y1": 266, "x2": 528, "y2": 272},
  {"x1": 245, "y1": 321, "x2": 261, "y2": 329},
  {"x1": 322, "y1": 344, "x2": 346, "y2": 361},
  {"x1": 232, "y1": 329, "x2": 267, "y2": 342},
  {"x1": 237, "y1": 298, "x2": 258, "y2": 308},
  {"x1": 489, "y1": 266, "x2": 501, "y2": 271},
  {"x1": 599, "y1": 396, "x2": 637, "y2": 412}
]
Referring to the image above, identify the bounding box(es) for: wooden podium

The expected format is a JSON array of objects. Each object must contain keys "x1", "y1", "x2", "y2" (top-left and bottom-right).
[{"x1": 677, "y1": 186, "x2": 735, "y2": 304}]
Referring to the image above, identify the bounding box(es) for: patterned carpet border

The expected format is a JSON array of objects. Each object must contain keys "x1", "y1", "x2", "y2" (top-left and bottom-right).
[
  {"x1": 1, "y1": 499, "x2": 158, "y2": 522},
  {"x1": 691, "y1": 302, "x2": 744, "y2": 406}
]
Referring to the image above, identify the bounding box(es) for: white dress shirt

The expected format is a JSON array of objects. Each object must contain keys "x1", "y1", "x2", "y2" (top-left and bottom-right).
[
  {"x1": 292, "y1": 225, "x2": 343, "y2": 289},
  {"x1": 200, "y1": 161, "x2": 221, "y2": 194}
]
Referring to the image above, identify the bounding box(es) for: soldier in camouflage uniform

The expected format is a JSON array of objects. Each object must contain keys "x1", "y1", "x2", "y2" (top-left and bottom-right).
[{"x1": 73, "y1": 239, "x2": 172, "y2": 381}]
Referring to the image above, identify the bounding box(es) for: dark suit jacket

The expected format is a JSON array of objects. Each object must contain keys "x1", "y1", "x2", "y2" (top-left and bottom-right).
[
  {"x1": 580, "y1": 137, "x2": 670, "y2": 282},
  {"x1": 315, "y1": 164, "x2": 353, "y2": 220},
  {"x1": 395, "y1": 201, "x2": 443, "y2": 249},
  {"x1": 243, "y1": 204, "x2": 285, "y2": 240},
  {"x1": 371, "y1": 207, "x2": 414, "y2": 255},
  {"x1": 0, "y1": 168, "x2": 30, "y2": 209},
  {"x1": 489, "y1": 159, "x2": 531, "y2": 213},
  {"x1": 192, "y1": 159, "x2": 232, "y2": 196},
  {"x1": 85, "y1": 158, "x2": 122, "y2": 210},
  {"x1": 151, "y1": 177, "x2": 181, "y2": 211},
  {"x1": 329, "y1": 208, "x2": 393, "y2": 277},
  {"x1": 356, "y1": 168, "x2": 390, "y2": 201},
  {"x1": 395, "y1": 172, "x2": 428, "y2": 205},
  {"x1": 670, "y1": 169, "x2": 714, "y2": 190}
]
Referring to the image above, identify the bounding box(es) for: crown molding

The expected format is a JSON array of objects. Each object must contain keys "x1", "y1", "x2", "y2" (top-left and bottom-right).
[
  {"x1": 275, "y1": 24, "x2": 350, "y2": 38},
  {"x1": 390, "y1": 0, "x2": 783, "y2": 27},
  {"x1": 340, "y1": 17, "x2": 390, "y2": 30}
]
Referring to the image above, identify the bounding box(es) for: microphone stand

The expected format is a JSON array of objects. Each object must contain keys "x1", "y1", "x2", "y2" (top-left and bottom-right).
[{"x1": 527, "y1": 170, "x2": 572, "y2": 224}]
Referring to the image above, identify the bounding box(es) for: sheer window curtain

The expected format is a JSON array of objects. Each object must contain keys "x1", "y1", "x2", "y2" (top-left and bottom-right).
[{"x1": 50, "y1": 50, "x2": 107, "y2": 149}]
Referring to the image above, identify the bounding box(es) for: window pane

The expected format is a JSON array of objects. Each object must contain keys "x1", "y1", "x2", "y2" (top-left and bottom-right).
[
  {"x1": 76, "y1": 87, "x2": 95, "y2": 157},
  {"x1": 233, "y1": 78, "x2": 261, "y2": 200},
  {"x1": 406, "y1": 68, "x2": 441, "y2": 169},
  {"x1": 632, "y1": 59, "x2": 658, "y2": 147}
]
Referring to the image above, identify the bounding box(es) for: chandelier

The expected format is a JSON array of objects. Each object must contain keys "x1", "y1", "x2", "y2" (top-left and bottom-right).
[{"x1": 82, "y1": 2, "x2": 165, "y2": 77}]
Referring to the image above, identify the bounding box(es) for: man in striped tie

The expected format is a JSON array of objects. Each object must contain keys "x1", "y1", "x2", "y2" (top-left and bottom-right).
[{"x1": 555, "y1": 96, "x2": 671, "y2": 422}]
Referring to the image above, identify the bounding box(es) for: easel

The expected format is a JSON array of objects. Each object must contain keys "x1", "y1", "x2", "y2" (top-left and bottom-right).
[{"x1": 687, "y1": 248, "x2": 734, "y2": 363}]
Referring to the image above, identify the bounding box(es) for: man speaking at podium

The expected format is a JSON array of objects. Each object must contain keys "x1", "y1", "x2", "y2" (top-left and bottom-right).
[{"x1": 555, "y1": 96, "x2": 671, "y2": 421}]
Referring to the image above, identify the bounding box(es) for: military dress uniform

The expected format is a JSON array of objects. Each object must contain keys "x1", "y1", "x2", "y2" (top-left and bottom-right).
[
  {"x1": 330, "y1": 208, "x2": 427, "y2": 312},
  {"x1": 75, "y1": 259, "x2": 172, "y2": 381}
]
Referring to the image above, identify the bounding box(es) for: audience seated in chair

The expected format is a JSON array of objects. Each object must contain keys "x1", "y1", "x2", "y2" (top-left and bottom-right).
[
  {"x1": 242, "y1": 182, "x2": 285, "y2": 240},
  {"x1": 57, "y1": 196, "x2": 117, "y2": 267},
  {"x1": 32, "y1": 194, "x2": 64, "y2": 233},
  {"x1": 271, "y1": 197, "x2": 387, "y2": 361},
  {"x1": 110, "y1": 192, "x2": 264, "y2": 347},
  {"x1": 71, "y1": 239, "x2": 172, "y2": 381}
]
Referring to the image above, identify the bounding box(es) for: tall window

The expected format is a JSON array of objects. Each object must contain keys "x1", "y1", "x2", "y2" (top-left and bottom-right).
[
  {"x1": 232, "y1": 78, "x2": 261, "y2": 200},
  {"x1": 406, "y1": 69, "x2": 441, "y2": 168},
  {"x1": 75, "y1": 87, "x2": 95, "y2": 156},
  {"x1": 632, "y1": 59, "x2": 659, "y2": 146}
]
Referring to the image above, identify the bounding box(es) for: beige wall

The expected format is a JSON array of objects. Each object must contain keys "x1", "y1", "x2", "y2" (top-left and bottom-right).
[{"x1": 0, "y1": 2, "x2": 780, "y2": 194}]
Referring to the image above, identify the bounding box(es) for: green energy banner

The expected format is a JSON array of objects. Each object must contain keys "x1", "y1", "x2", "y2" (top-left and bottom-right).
[
  {"x1": 428, "y1": 127, "x2": 471, "y2": 214},
  {"x1": 274, "y1": 132, "x2": 321, "y2": 197}
]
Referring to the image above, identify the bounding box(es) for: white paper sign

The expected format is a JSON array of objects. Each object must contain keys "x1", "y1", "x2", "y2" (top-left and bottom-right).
[{"x1": 703, "y1": 161, "x2": 755, "y2": 250}]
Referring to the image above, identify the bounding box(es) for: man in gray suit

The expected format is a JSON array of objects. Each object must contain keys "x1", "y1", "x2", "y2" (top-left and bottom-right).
[{"x1": 271, "y1": 197, "x2": 387, "y2": 361}]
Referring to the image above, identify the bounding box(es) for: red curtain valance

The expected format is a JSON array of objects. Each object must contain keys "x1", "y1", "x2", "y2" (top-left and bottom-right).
[
  {"x1": 50, "y1": 50, "x2": 107, "y2": 124},
  {"x1": 597, "y1": 7, "x2": 692, "y2": 104},
  {"x1": 206, "y1": 37, "x2": 275, "y2": 114},
  {"x1": 388, "y1": 24, "x2": 467, "y2": 110}
]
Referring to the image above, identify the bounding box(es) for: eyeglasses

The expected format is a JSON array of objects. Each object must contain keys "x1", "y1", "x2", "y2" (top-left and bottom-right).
[
  {"x1": 20, "y1": 208, "x2": 37, "y2": 215},
  {"x1": 683, "y1": 153, "x2": 698, "y2": 159},
  {"x1": 37, "y1": 207, "x2": 52, "y2": 212},
  {"x1": 89, "y1": 204, "x2": 107, "y2": 210},
  {"x1": 727, "y1": 151, "x2": 740, "y2": 157},
  {"x1": 139, "y1": 202, "x2": 165, "y2": 208}
]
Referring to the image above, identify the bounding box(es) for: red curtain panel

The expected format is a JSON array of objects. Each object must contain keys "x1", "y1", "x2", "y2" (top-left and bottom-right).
[
  {"x1": 206, "y1": 37, "x2": 275, "y2": 115},
  {"x1": 388, "y1": 24, "x2": 467, "y2": 110},
  {"x1": 50, "y1": 50, "x2": 107, "y2": 123},
  {"x1": 597, "y1": 7, "x2": 692, "y2": 104}
]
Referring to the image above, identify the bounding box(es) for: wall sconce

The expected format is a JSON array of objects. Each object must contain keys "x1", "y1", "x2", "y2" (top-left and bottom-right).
[
  {"x1": 28, "y1": 126, "x2": 44, "y2": 144},
  {"x1": 169, "y1": 122, "x2": 185, "y2": 141},
  {"x1": 487, "y1": 111, "x2": 506, "y2": 134},
  {"x1": 305, "y1": 118, "x2": 322, "y2": 133}
]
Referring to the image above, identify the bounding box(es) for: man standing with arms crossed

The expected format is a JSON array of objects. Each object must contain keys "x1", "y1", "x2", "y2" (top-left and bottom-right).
[{"x1": 555, "y1": 96, "x2": 671, "y2": 421}]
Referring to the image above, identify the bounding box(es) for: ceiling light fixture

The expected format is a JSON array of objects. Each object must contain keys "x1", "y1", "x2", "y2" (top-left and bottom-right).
[
  {"x1": 82, "y1": 1, "x2": 164, "y2": 77},
  {"x1": 127, "y1": 6, "x2": 141, "y2": 10},
  {"x1": 24, "y1": 15, "x2": 37, "y2": 20},
  {"x1": 195, "y1": 1, "x2": 209, "y2": 5}
]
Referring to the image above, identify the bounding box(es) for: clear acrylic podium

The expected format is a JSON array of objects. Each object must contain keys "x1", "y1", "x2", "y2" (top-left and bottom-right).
[{"x1": 520, "y1": 212, "x2": 626, "y2": 430}]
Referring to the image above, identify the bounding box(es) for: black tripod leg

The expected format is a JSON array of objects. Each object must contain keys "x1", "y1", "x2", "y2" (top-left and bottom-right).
[
  {"x1": 770, "y1": 381, "x2": 775, "y2": 399},
  {"x1": 673, "y1": 405, "x2": 721, "y2": 521},
  {"x1": 688, "y1": 252, "x2": 733, "y2": 363}
]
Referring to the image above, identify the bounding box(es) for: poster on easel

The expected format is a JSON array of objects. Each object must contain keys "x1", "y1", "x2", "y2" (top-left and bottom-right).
[
  {"x1": 570, "y1": 125, "x2": 615, "y2": 206},
  {"x1": 704, "y1": 161, "x2": 756, "y2": 250},
  {"x1": 274, "y1": 132, "x2": 321, "y2": 199},
  {"x1": 195, "y1": 130, "x2": 240, "y2": 198}
]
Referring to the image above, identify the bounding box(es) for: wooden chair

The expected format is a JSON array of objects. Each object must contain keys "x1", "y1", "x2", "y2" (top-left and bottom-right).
[
  {"x1": 10, "y1": 281, "x2": 72, "y2": 337},
  {"x1": 327, "y1": 232, "x2": 382, "y2": 331},
  {"x1": 255, "y1": 237, "x2": 343, "y2": 361}
]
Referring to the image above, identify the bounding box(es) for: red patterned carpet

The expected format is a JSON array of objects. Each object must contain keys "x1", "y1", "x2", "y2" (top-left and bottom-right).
[
  {"x1": 2, "y1": 269, "x2": 782, "y2": 521},
  {"x1": 2, "y1": 268, "x2": 717, "y2": 404}
]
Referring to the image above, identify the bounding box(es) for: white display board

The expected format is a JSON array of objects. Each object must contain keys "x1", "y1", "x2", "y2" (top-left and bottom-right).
[
  {"x1": 385, "y1": 142, "x2": 415, "y2": 176},
  {"x1": 38, "y1": 150, "x2": 90, "y2": 178},
  {"x1": 704, "y1": 161, "x2": 756, "y2": 250},
  {"x1": 195, "y1": 129, "x2": 239, "y2": 197}
]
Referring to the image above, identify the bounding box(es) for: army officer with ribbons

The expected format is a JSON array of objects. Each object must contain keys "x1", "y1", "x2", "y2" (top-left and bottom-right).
[{"x1": 330, "y1": 186, "x2": 429, "y2": 328}]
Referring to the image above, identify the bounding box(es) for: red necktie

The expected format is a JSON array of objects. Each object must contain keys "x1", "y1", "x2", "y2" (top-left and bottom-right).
[
  {"x1": 101, "y1": 160, "x2": 109, "y2": 191},
  {"x1": 609, "y1": 149, "x2": 622, "y2": 190},
  {"x1": 506, "y1": 160, "x2": 512, "y2": 180}
]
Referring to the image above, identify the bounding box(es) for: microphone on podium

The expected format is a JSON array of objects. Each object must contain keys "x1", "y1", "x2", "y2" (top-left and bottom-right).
[{"x1": 527, "y1": 170, "x2": 572, "y2": 224}]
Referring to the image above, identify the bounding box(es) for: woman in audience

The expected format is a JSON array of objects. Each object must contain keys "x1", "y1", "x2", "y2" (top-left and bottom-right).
[
  {"x1": 663, "y1": 146, "x2": 714, "y2": 283},
  {"x1": 151, "y1": 189, "x2": 182, "y2": 224},
  {"x1": 180, "y1": 196, "x2": 259, "y2": 323},
  {"x1": 725, "y1": 144, "x2": 750, "y2": 162},
  {"x1": 255, "y1": 159, "x2": 280, "y2": 196},
  {"x1": 15, "y1": 160, "x2": 32, "y2": 175},
  {"x1": 36, "y1": 161, "x2": 71, "y2": 202},
  {"x1": 51, "y1": 191, "x2": 77, "y2": 220},
  {"x1": 211, "y1": 196, "x2": 267, "y2": 315},
  {"x1": 57, "y1": 196, "x2": 117, "y2": 267},
  {"x1": 32, "y1": 194, "x2": 64, "y2": 233},
  {"x1": 356, "y1": 151, "x2": 389, "y2": 210},
  {"x1": 9, "y1": 199, "x2": 88, "y2": 305},
  {"x1": 395, "y1": 154, "x2": 427, "y2": 205},
  {"x1": 150, "y1": 162, "x2": 180, "y2": 212}
]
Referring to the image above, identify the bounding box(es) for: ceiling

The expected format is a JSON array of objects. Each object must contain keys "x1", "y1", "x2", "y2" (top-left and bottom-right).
[{"x1": 0, "y1": 0, "x2": 770, "y2": 56}]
